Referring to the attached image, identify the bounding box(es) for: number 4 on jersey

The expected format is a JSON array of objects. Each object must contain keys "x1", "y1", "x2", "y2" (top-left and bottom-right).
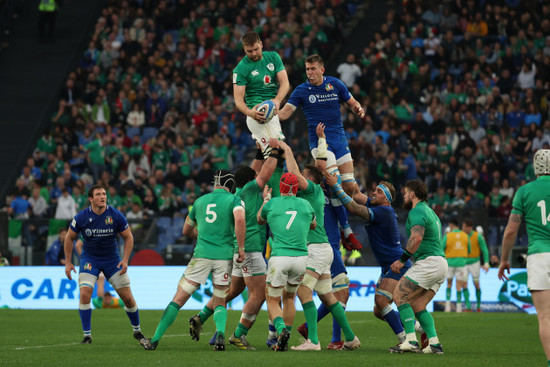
[{"x1": 537, "y1": 200, "x2": 550, "y2": 225}]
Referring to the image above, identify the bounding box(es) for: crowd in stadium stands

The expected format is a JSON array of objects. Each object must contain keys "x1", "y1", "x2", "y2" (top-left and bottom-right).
[{"x1": 5, "y1": 0, "x2": 550, "y2": 258}]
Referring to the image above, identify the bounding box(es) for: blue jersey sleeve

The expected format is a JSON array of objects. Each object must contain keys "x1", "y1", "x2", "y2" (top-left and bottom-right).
[
  {"x1": 113, "y1": 208, "x2": 129, "y2": 233},
  {"x1": 69, "y1": 212, "x2": 82, "y2": 233},
  {"x1": 286, "y1": 86, "x2": 303, "y2": 109},
  {"x1": 334, "y1": 78, "x2": 351, "y2": 103}
]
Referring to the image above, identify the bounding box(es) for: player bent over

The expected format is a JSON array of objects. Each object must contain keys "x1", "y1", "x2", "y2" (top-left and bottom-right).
[
  {"x1": 257, "y1": 173, "x2": 315, "y2": 351},
  {"x1": 141, "y1": 170, "x2": 246, "y2": 351},
  {"x1": 64, "y1": 184, "x2": 145, "y2": 344},
  {"x1": 282, "y1": 142, "x2": 360, "y2": 351}
]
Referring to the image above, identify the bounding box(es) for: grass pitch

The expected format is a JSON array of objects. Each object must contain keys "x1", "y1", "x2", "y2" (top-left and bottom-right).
[{"x1": 0, "y1": 309, "x2": 544, "y2": 366}]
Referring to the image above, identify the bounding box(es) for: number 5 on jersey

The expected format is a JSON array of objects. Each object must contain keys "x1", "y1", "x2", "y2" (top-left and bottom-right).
[{"x1": 206, "y1": 204, "x2": 217, "y2": 223}]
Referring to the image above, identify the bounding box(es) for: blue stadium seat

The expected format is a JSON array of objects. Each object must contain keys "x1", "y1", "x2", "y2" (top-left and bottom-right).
[
  {"x1": 126, "y1": 127, "x2": 141, "y2": 139},
  {"x1": 142, "y1": 127, "x2": 159, "y2": 143}
]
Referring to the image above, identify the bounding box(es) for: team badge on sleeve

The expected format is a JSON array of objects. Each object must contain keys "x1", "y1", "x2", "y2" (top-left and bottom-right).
[{"x1": 71, "y1": 219, "x2": 76, "y2": 227}]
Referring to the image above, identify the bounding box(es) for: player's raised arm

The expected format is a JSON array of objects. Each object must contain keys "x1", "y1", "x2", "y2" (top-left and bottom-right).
[
  {"x1": 257, "y1": 185, "x2": 272, "y2": 225},
  {"x1": 234, "y1": 205, "x2": 246, "y2": 263},
  {"x1": 323, "y1": 170, "x2": 371, "y2": 221},
  {"x1": 280, "y1": 141, "x2": 308, "y2": 190},
  {"x1": 256, "y1": 138, "x2": 281, "y2": 189},
  {"x1": 277, "y1": 102, "x2": 296, "y2": 121}
]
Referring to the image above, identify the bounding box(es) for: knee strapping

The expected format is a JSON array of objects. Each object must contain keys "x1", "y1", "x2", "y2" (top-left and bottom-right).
[
  {"x1": 213, "y1": 287, "x2": 229, "y2": 298},
  {"x1": 376, "y1": 289, "x2": 393, "y2": 302},
  {"x1": 381, "y1": 305, "x2": 393, "y2": 316},
  {"x1": 178, "y1": 277, "x2": 199, "y2": 295},
  {"x1": 313, "y1": 278, "x2": 332, "y2": 295},
  {"x1": 241, "y1": 313, "x2": 256, "y2": 322},
  {"x1": 125, "y1": 305, "x2": 138, "y2": 313},
  {"x1": 301, "y1": 273, "x2": 318, "y2": 292},
  {"x1": 332, "y1": 273, "x2": 350, "y2": 291},
  {"x1": 284, "y1": 284, "x2": 299, "y2": 294},
  {"x1": 109, "y1": 272, "x2": 131, "y2": 289},
  {"x1": 79, "y1": 303, "x2": 92, "y2": 310},
  {"x1": 79, "y1": 273, "x2": 98, "y2": 289},
  {"x1": 267, "y1": 286, "x2": 283, "y2": 297}
]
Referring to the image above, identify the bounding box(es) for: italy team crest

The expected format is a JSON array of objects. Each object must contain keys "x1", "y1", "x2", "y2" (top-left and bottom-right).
[
  {"x1": 325, "y1": 83, "x2": 334, "y2": 91},
  {"x1": 84, "y1": 263, "x2": 92, "y2": 271},
  {"x1": 105, "y1": 216, "x2": 113, "y2": 225}
]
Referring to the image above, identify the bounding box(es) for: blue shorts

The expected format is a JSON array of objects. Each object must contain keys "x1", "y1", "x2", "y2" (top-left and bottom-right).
[
  {"x1": 379, "y1": 260, "x2": 412, "y2": 282},
  {"x1": 309, "y1": 132, "x2": 350, "y2": 161},
  {"x1": 330, "y1": 246, "x2": 347, "y2": 278},
  {"x1": 79, "y1": 253, "x2": 122, "y2": 279}
]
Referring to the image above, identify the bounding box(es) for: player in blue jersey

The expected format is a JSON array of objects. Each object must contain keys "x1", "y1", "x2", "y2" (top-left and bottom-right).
[
  {"x1": 64, "y1": 184, "x2": 145, "y2": 345},
  {"x1": 279, "y1": 56, "x2": 364, "y2": 250},
  {"x1": 323, "y1": 172, "x2": 427, "y2": 347},
  {"x1": 278, "y1": 54, "x2": 365, "y2": 196}
]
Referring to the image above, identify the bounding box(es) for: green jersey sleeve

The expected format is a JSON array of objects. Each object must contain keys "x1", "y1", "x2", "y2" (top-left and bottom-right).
[
  {"x1": 273, "y1": 52, "x2": 284, "y2": 73},
  {"x1": 511, "y1": 186, "x2": 524, "y2": 216}
]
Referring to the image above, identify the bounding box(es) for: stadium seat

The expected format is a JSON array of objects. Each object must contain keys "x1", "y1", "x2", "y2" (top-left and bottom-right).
[
  {"x1": 141, "y1": 127, "x2": 159, "y2": 143},
  {"x1": 126, "y1": 127, "x2": 141, "y2": 139}
]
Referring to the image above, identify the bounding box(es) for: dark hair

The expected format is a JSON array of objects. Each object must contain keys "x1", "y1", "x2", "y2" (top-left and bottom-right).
[
  {"x1": 233, "y1": 167, "x2": 256, "y2": 190},
  {"x1": 304, "y1": 165, "x2": 323, "y2": 185},
  {"x1": 242, "y1": 31, "x2": 261, "y2": 46},
  {"x1": 305, "y1": 54, "x2": 324, "y2": 67},
  {"x1": 448, "y1": 217, "x2": 459, "y2": 226},
  {"x1": 463, "y1": 219, "x2": 474, "y2": 227},
  {"x1": 88, "y1": 184, "x2": 107, "y2": 198},
  {"x1": 405, "y1": 179, "x2": 428, "y2": 202}
]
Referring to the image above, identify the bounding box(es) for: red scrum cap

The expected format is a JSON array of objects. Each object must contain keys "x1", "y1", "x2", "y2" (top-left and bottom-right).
[{"x1": 280, "y1": 173, "x2": 299, "y2": 195}]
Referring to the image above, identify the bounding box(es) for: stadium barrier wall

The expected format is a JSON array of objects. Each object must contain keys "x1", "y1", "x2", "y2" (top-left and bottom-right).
[{"x1": 0, "y1": 267, "x2": 534, "y2": 313}]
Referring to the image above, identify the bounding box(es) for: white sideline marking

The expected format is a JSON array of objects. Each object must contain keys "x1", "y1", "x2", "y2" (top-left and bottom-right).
[{"x1": 13, "y1": 333, "x2": 202, "y2": 350}]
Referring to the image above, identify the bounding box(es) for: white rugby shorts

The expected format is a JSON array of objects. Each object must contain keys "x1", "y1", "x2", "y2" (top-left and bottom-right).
[
  {"x1": 405, "y1": 256, "x2": 448, "y2": 293},
  {"x1": 266, "y1": 255, "x2": 307, "y2": 287},
  {"x1": 527, "y1": 253, "x2": 550, "y2": 290},
  {"x1": 306, "y1": 243, "x2": 333, "y2": 275},
  {"x1": 246, "y1": 115, "x2": 285, "y2": 157},
  {"x1": 232, "y1": 252, "x2": 267, "y2": 278},
  {"x1": 183, "y1": 257, "x2": 232, "y2": 286}
]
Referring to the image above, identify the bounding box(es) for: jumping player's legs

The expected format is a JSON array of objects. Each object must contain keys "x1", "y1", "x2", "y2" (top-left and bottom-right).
[{"x1": 246, "y1": 115, "x2": 285, "y2": 158}]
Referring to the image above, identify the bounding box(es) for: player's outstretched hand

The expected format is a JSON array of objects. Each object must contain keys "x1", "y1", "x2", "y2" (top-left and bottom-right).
[
  {"x1": 118, "y1": 260, "x2": 129, "y2": 275},
  {"x1": 270, "y1": 98, "x2": 281, "y2": 114},
  {"x1": 236, "y1": 248, "x2": 245, "y2": 263},
  {"x1": 390, "y1": 259, "x2": 404, "y2": 274},
  {"x1": 263, "y1": 185, "x2": 272, "y2": 202},
  {"x1": 279, "y1": 140, "x2": 291, "y2": 153},
  {"x1": 354, "y1": 104, "x2": 365, "y2": 118},
  {"x1": 322, "y1": 171, "x2": 338, "y2": 188},
  {"x1": 65, "y1": 263, "x2": 76, "y2": 280},
  {"x1": 251, "y1": 104, "x2": 266, "y2": 122},
  {"x1": 497, "y1": 260, "x2": 510, "y2": 281},
  {"x1": 316, "y1": 123, "x2": 326, "y2": 138},
  {"x1": 482, "y1": 263, "x2": 490, "y2": 273}
]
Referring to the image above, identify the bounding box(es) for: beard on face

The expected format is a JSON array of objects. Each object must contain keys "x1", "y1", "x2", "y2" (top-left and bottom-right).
[{"x1": 403, "y1": 199, "x2": 413, "y2": 210}]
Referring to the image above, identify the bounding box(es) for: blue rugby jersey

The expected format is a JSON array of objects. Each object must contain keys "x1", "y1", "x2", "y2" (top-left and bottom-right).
[
  {"x1": 70, "y1": 205, "x2": 129, "y2": 258},
  {"x1": 364, "y1": 198, "x2": 403, "y2": 266}
]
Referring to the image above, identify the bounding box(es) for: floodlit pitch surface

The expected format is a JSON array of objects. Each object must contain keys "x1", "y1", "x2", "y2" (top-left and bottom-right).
[{"x1": 0, "y1": 309, "x2": 543, "y2": 366}]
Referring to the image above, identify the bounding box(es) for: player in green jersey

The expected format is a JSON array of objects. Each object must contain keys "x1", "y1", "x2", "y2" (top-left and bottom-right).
[
  {"x1": 258, "y1": 172, "x2": 316, "y2": 351},
  {"x1": 280, "y1": 141, "x2": 360, "y2": 351},
  {"x1": 499, "y1": 149, "x2": 550, "y2": 366},
  {"x1": 462, "y1": 220, "x2": 489, "y2": 312},
  {"x1": 189, "y1": 139, "x2": 282, "y2": 350},
  {"x1": 141, "y1": 170, "x2": 246, "y2": 351},
  {"x1": 233, "y1": 31, "x2": 289, "y2": 157},
  {"x1": 390, "y1": 180, "x2": 447, "y2": 355}
]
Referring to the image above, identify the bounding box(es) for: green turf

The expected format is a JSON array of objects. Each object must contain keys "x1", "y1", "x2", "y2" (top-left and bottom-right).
[{"x1": 0, "y1": 309, "x2": 545, "y2": 366}]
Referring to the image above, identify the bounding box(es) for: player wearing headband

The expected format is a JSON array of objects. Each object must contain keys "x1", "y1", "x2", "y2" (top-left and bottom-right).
[
  {"x1": 142, "y1": 170, "x2": 246, "y2": 351},
  {"x1": 323, "y1": 173, "x2": 427, "y2": 347}
]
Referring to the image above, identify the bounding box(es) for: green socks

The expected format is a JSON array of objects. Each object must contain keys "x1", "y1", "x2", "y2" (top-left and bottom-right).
[
  {"x1": 328, "y1": 302, "x2": 355, "y2": 341},
  {"x1": 234, "y1": 323, "x2": 249, "y2": 338},
  {"x1": 199, "y1": 305, "x2": 214, "y2": 323},
  {"x1": 397, "y1": 303, "x2": 416, "y2": 335},
  {"x1": 456, "y1": 289, "x2": 462, "y2": 303},
  {"x1": 273, "y1": 316, "x2": 286, "y2": 335},
  {"x1": 303, "y1": 301, "x2": 319, "y2": 344},
  {"x1": 415, "y1": 310, "x2": 438, "y2": 339},
  {"x1": 213, "y1": 305, "x2": 227, "y2": 337},
  {"x1": 476, "y1": 289, "x2": 482, "y2": 310},
  {"x1": 463, "y1": 288, "x2": 471, "y2": 309},
  {"x1": 446, "y1": 288, "x2": 451, "y2": 301},
  {"x1": 151, "y1": 302, "x2": 180, "y2": 343}
]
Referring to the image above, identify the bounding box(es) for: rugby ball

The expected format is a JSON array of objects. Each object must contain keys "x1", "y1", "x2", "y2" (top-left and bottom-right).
[{"x1": 256, "y1": 100, "x2": 276, "y2": 124}]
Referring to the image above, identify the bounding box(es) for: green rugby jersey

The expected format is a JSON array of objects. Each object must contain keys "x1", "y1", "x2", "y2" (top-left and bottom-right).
[
  {"x1": 233, "y1": 51, "x2": 285, "y2": 108},
  {"x1": 260, "y1": 196, "x2": 314, "y2": 257},
  {"x1": 298, "y1": 180, "x2": 329, "y2": 245},
  {"x1": 234, "y1": 179, "x2": 266, "y2": 253},
  {"x1": 406, "y1": 201, "x2": 445, "y2": 261},
  {"x1": 511, "y1": 176, "x2": 550, "y2": 255},
  {"x1": 188, "y1": 189, "x2": 244, "y2": 260}
]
